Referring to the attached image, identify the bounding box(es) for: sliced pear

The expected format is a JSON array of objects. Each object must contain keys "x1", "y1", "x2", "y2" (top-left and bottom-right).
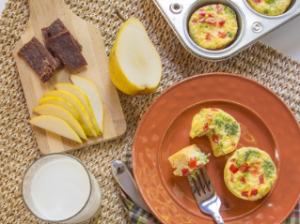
[
  {"x1": 70, "y1": 75, "x2": 104, "y2": 134},
  {"x1": 109, "y1": 18, "x2": 162, "y2": 95},
  {"x1": 33, "y1": 104, "x2": 87, "y2": 140},
  {"x1": 39, "y1": 96, "x2": 93, "y2": 137},
  {"x1": 39, "y1": 96, "x2": 80, "y2": 121},
  {"x1": 43, "y1": 90, "x2": 97, "y2": 137},
  {"x1": 29, "y1": 115, "x2": 82, "y2": 143},
  {"x1": 54, "y1": 83, "x2": 101, "y2": 136}
]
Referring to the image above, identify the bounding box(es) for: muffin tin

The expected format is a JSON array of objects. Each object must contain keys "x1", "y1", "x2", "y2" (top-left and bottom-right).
[{"x1": 152, "y1": 0, "x2": 300, "y2": 60}]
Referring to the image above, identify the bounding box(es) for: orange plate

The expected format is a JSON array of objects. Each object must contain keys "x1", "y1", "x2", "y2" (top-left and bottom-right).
[{"x1": 132, "y1": 73, "x2": 300, "y2": 224}]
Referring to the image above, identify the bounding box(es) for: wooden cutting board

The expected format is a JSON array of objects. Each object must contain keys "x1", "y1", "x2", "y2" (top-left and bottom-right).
[{"x1": 13, "y1": 0, "x2": 126, "y2": 154}]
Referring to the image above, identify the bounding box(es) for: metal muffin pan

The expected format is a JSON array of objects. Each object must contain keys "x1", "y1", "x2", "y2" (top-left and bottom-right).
[{"x1": 152, "y1": 0, "x2": 300, "y2": 61}]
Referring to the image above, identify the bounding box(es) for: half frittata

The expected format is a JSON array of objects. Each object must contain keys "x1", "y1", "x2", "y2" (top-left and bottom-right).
[
  {"x1": 168, "y1": 144, "x2": 210, "y2": 177},
  {"x1": 190, "y1": 108, "x2": 241, "y2": 157}
]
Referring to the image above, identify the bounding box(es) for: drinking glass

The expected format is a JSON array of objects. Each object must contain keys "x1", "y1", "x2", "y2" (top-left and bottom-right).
[{"x1": 22, "y1": 154, "x2": 101, "y2": 223}]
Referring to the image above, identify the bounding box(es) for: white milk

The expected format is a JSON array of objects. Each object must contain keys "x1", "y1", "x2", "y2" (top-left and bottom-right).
[{"x1": 31, "y1": 158, "x2": 101, "y2": 222}]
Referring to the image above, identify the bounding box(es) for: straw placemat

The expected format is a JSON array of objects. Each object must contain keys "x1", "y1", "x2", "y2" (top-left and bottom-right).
[{"x1": 0, "y1": 0, "x2": 300, "y2": 223}]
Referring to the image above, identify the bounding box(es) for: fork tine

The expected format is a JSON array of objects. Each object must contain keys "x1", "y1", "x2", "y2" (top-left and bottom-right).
[
  {"x1": 201, "y1": 167, "x2": 212, "y2": 191},
  {"x1": 193, "y1": 176, "x2": 202, "y2": 195},
  {"x1": 197, "y1": 170, "x2": 207, "y2": 194},
  {"x1": 187, "y1": 175, "x2": 201, "y2": 198}
]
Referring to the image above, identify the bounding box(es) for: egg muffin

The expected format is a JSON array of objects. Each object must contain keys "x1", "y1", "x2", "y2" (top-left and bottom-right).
[
  {"x1": 169, "y1": 144, "x2": 210, "y2": 177},
  {"x1": 190, "y1": 108, "x2": 241, "y2": 157},
  {"x1": 247, "y1": 0, "x2": 291, "y2": 16},
  {"x1": 224, "y1": 147, "x2": 277, "y2": 201},
  {"x1": 188, "y1": 4, "x2": 238, "y2": 50}
]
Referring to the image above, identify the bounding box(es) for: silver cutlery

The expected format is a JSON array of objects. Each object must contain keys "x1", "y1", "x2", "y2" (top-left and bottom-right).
[
  {"x1": 111, "y1": 160, "x2": 151, "y2": 213},
  {"x1": 188, "y1": 167, "x2": 224, "y2": 224}
]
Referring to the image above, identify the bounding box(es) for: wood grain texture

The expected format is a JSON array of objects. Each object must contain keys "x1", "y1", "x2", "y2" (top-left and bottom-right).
[{"x1": 13, "y1": 0, "x2": 126, "y2": 154}]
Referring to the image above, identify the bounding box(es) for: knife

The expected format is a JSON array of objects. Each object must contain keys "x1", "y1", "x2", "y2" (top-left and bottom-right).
[{"x1": 111, "y1": 160, "x2": 151, "y2": 213}]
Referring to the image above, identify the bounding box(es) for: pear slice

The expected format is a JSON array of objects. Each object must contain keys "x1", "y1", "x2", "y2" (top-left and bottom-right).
[
  {"x1": 54, "y1": 83, "x2": 101, "y2": 136},
  {"x1": 29, "y1": 115, "x2": 82, "y2": 143},
  {"x1": 70, "y1": 75, "x2": 104, "y2": 134},
  {"x1": 39, "y1": 96, "x2": 80, "y2": 121},
  {"x1": 43, "y1": 90, "x2": 97, "y2": 137},
  {"x1": 109, "y1": 18, "x2": 162, "y2": 95},
  {"x1": 39, "y1": 96, "x2": 93, "y2": 137},
  {"x1": 33, "y1": 104, "x2": 87, "y2": 140}
]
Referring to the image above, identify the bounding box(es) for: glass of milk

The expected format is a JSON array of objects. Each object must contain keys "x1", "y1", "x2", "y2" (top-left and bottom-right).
[{"x1": 22, "y1": 154, "x2": 101, "y2": 223}]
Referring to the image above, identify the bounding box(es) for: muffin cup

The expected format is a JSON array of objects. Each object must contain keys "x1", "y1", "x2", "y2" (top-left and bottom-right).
[
  {"x1": 184, "y1": 0, "x2": 245, "y2": 52},
  {"x1": 244, "y1": 0, "x2": 300, "y2": 18}
]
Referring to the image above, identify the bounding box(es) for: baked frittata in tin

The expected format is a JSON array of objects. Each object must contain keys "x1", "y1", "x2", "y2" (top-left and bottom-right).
[
  {"x1": 224, "y1": 147, "x2": 277, "y2": 201},
  {"x1": 190, "y1": 108, "x2": 241, "y2": 157},
  {"x1": 168, "y1": 144, "x2": 210, "y2": 177},
  {"x1": 247, "y1": 0, "x2": 291, "y2": 16},
  {"x1": 188, "y1": 4, "x2": 238, "y2": 50}
]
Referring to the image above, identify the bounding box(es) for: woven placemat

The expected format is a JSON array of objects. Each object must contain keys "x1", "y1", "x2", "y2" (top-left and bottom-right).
[{"x1": 0, "y1": 0, "x2": 300, "y2": 223}]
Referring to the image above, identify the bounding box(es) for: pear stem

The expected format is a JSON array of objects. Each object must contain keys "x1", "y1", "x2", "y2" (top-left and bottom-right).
[{"x1": 115, "y1": 9, "x2": 127, "y2": 22}]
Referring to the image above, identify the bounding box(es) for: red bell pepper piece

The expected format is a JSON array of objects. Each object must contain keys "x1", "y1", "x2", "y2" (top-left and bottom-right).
[
  {"x1": 198, "y1": 10, "x2": 206, "y2": 16},
  {"x1": 230, "y1": 158, "x2": 236, "y2": 163},
  {"x1": 250, "y1": 168, "x2": 259, "y2": 175},
  {"x1": 192, "y1": 18, "x2": 197, "y2": 24},
  {"x1": 199, "y1": 18, "x2": 206, "y2": 23},
  {"x1": 241, "y1": 191, "x2": 248, "y2": 197},
  {"x1": 240, "y1": 164, "x2": 250, "y2": 173},
  {"x1": 212, "y1": 135, "x2": 219, "y2": 143},
  {"x1": 229, "y1": 164, "x2": 239, "y2": 174},
  {"x1": 203, "y1": 123, "x2": 209, "y2": 131},
  {"x1": 206, "y1": 33, "x2": 213, "y2": 40},
  {"x1": 211, "y1": 108, "x2": 218, "y2": 111},
  {"x1": 240, "y1": 177, "x2": 246, "y2": 183},
  {"x1": 251, "y1": 189, "x2": 258, "y2": 196},
  {"x1": 216, "y1": 5, "x2": 222, "y2": 13},
  {"x1": 182, "y1": 169, "x2": 189, "y2": 176},
  {"x1": 207, "y1": 18, "x2": 217, "y2": 25},
  {"x1": 219, "y1": 18, "x2": 225, "y2": 26},
  {"x1": 218, "y1": 31, "x2": 227, "y2": 38},
  {"x1": 189, "y1": 157, "x2": 197, "y2": 169},
  {"x1": 259, "y1": 174, "x2": 264, "y2": 184}
]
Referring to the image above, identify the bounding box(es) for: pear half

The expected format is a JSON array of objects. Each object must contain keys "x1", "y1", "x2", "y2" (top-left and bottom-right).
[
  {"x1": 29, "y1": 115, "x2": 82, "y2": 143},
  {"x1": 54, "y1": 83, "x2": 101, "y2": 136},
  {"x1": 33, "y1": 104, "x2": 87, "y2": 140},
  {"x1": 109, "y1": 18, "x2": 162, "y2": 95},
  {"x1": 70, "y1": 75, "x2": 104, "y2": 134},
  {"x1": 43, "y1": 90, "x2": 97, "y2": 137}
]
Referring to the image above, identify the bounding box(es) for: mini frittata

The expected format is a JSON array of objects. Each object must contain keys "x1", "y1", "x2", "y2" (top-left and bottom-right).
[
  {"x1": 190, "y1": 108, "x2": 241, "y2": 157},
  {"x1": 188, "y1": 4, "x2": 238, "y2": 50},
  {"x1": 224, "y1": 147, "x2": 277, "y2": 201},
  {"x1": 169, "y1": 144, "x2": 210, "y2": 177},
  {"x1": 247, "y1": 0, "x2": 291, "y2": 16}
]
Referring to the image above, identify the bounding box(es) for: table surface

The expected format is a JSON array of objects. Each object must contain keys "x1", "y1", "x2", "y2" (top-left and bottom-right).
[{"x1": 0, "y1": 0, "x2": 299, "y2": 60}]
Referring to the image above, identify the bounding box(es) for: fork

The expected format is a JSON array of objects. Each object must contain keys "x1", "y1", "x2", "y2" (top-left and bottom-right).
[{"x1": 188, "y1": 167, "x2": 224, "y2": 224}]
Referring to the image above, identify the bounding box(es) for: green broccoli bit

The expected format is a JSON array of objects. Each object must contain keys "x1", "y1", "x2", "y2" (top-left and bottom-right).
[
  {"x1": 227, "y1": 31, "x2": 233, "y2": 38},
  {"x1": 265, "y1": 0, "x2": 276, "y2": 3},
  {"x1": 262, "y1": 160, "x2": 276, "y2": 178},
  {"x1": 214, "y1": 117, "x2": 225, "y2": 128},
  {"x1": 190, "y1": 169, "x2": 200, "y2": 180},
  {"x1": 244, "y1": 148, "x2": 260, "y2": 161},
  {"x1": 224, "y1": 122, "x2": 239, "y2": 136},
  {"x1": 207, "y1": 6, "x2": 214, "y2": 11},
  {"x1": 236, "y1": 151, "x2": 243, "y2": 167}
]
